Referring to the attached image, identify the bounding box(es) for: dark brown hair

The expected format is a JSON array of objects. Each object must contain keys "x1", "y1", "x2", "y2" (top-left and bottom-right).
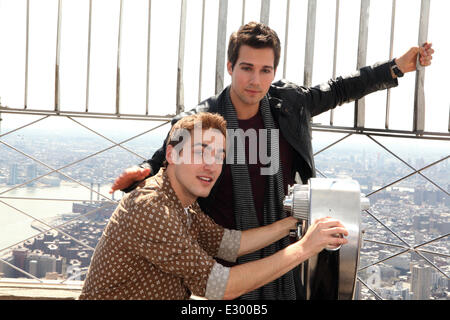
[{"x1": 227, "y1": 21, "x2": 281, "y2": 70}]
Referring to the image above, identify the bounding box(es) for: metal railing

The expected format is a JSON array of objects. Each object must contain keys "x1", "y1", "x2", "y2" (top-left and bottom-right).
[
  {"x1": 2, "y1": 0, "x2": 449, "y2": 134},
  {"x1": 0, "y1": 0, "x2": 449, "y2": 300}
]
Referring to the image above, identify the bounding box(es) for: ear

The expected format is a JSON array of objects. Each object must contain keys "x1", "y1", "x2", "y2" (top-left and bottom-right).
[
  {"x1": 166, "y1": 144, "x2": 175, "y2": 165},
  {"x1": 227, "y1": 61, "x2": 233, "y2": 76}
]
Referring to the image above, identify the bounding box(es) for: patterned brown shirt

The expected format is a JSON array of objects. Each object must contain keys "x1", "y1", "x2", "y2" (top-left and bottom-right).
[{"x1": 79, "y1": 168, "x2": 241, "y2": 300}]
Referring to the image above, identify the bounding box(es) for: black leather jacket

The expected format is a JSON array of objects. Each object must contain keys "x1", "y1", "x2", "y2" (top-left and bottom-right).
[{"x1": 133, "y1": 60, "x2": 397, "y2": 190}]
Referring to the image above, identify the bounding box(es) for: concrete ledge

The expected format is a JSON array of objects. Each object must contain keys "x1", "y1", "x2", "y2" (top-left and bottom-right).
[
  {"x1": 0, "y1": 279, "x2": 208, "y2": 300},
  {"x1": 0, "y1": 279, "x2": 82, "y2": 300}
]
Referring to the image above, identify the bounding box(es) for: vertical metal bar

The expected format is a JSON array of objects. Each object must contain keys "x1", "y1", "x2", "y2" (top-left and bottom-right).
[
  {"x1": 115, "y1": 0, "x2": 124, "y2": 115},
  {"x1": 448, "y1": 104, "x2": 450, "y2": 132},
  {"x1": 330, "y1": 0, "x2": 340, "y2": 126},
  {"x1": 85, "y1": 0, "x2": 93, "y2": 113},
  {"x1": 176, "y1": 0, "x2": 187, "y2": 114},
  {"x1": 215, "y1": 0, "x2": 228, "y2": 94},
  {"x1": 260, "y1": 0, "x2": 270, "y2": 25},
  {"x1": 304, "y1": 0, "x2": 317, "y2": 87},
  {"x1": 414, "y1": 0, "x2": 430, "y2": 134},
  {"x1": 282, "y1": 0, "x2": 290, "y2": 79},
  {"x1": 55, "y1": 0, "x2": 62, "y2": 114},
  {"x1": 145, "y1": 0, "x2": 152, "y2": 114},
  {"x1": 198, "y1": 0, "x2": 206, "y2": 103},
  {"x1": 242, "y1": 0, "x2": 246, "y2": 25},
  {"x1": 24, "y1": 0, "x2": 30, "y2": 109},
  {"x1": 385, "y1": 0, "x2": 396, "y2": 129},
  {"x1": 355, "y1": 0, "x2": 370, "y2": 129}
]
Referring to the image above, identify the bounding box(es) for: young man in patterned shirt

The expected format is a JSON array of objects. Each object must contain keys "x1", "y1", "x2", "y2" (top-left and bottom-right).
[
  {"x1": 109, "y1": 22, "x2": 434, "y2": 300},
  {"x1": 79, "y1": 112, "x2": 348, "y2": 300}
]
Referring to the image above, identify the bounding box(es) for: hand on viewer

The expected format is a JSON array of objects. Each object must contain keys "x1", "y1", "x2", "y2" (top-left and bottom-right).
[{"x1": 298, "y1": 217, "x2": 349, "y2": 256}]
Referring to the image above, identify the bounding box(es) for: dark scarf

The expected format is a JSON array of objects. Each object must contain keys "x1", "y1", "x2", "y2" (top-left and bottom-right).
[{"x1": 224, "y1": 87, "x2": 297, "y2": 300}]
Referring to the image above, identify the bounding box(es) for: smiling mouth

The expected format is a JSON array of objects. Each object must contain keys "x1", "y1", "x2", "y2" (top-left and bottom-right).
[{"x1": 197, "y1": 176, "x2": 213, "y2": 183}]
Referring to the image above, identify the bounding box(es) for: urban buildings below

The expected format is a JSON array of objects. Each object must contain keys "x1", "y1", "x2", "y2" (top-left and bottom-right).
[
  {"x1": 0, "y1": 131, "x2": 448, "y2": 299},
  {"x1": 0, "y1": 201, "x2": 115, "y2": 282}
]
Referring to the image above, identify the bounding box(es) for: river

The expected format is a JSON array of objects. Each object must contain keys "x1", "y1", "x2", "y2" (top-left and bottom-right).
[{"x1": 0, "y1": 182, "x2": 118, "y2": 251}]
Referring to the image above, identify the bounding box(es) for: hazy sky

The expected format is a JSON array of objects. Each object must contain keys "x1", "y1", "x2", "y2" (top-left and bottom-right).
[{"x1": 0, "y1": 0, "x2": 449, "y2": 134}]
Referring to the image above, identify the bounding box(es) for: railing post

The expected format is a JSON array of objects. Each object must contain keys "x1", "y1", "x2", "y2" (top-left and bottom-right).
[
  {"x1": 241, "y1": 0, "x2": 246, "y2": 25},
  {"x1": 198, "y1": 0, "x2": 206, "y2": 103},
  {"x1": 330, "y1": 0, "x2": 340, "y2": 126},
  {"x1": 55, "y1": 0, "x2": 62, "y2": 114},
  {"x1": 115, "y1": 0, "x2": 124, "y2": 115},
  {"x1": 282, "y1": 0, "x2": 290, "y2": 79},
  {"x1": 354, "y1": 0, "x2": 370, "y2": 130},
  {"x1": 215, "y1": 0, "x2": 228, "y2": 94},
  {"x1": 24, "y1": 0, "x2": 30, "y2": 110},
  {"x1": 145, "y1": 0, "x2": 152, "y2": 115},
  {"x1": 176, "y1": 0, "x2": 187, "y2": 114},
  {"x1": 385, "y1": 0, "x2": 396, "y2": 129},
  {"x1": 413, "y1": 0, "x2": 430, "y2": 134},
  {"x1": 260, "y1": 0, "x2": 270, "y2": 25},
  {"x1": 85, "y1": 0, "x2": 93, "y2": 113},
  {"x1": 303, "y1": 0, "x2": 317, "y2": 87}
]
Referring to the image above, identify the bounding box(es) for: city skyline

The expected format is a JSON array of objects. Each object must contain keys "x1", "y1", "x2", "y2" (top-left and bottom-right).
[{"x1": 0, "y1": 128, "x2": 448, "y2": 300}]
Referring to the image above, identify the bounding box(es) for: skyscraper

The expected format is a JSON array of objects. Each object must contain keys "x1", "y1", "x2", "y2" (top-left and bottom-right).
[
  {"x1": 8, "y1": 163, "x2": 18, "y2": 185},
  {"x1": 411, "y1": 265, "x2": 433, "y2": 300},
  {"x1": 26, "y1": 163, "x2": 37, "y2": 186},
  {"x1": 12, "y1": 248, "x2": 28, "y2": 278}
]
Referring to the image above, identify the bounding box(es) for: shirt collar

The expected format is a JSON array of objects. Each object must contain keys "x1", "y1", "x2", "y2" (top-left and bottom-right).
[{"x1": 154, "y1": 167, "x2": 196, "y2": 214}]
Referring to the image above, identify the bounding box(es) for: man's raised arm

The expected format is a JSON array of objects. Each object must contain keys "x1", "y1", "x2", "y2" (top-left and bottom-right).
[{"x1": 297, "y1": 43, "x2": 434, "y2": 118}]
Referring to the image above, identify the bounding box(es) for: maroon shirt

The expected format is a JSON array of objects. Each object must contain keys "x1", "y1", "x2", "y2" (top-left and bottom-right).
[{"x1": 208, "y1": 111, "x2": 295, "y2": 231}]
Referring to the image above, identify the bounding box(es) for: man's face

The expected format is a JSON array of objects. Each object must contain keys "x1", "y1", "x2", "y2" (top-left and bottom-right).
[
  {"x1": 167, "y1": 128, "x2": 226, "y2": 204},
  {"x1": 227, "y1": 45, "x2": 276, "y2": 109}
]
